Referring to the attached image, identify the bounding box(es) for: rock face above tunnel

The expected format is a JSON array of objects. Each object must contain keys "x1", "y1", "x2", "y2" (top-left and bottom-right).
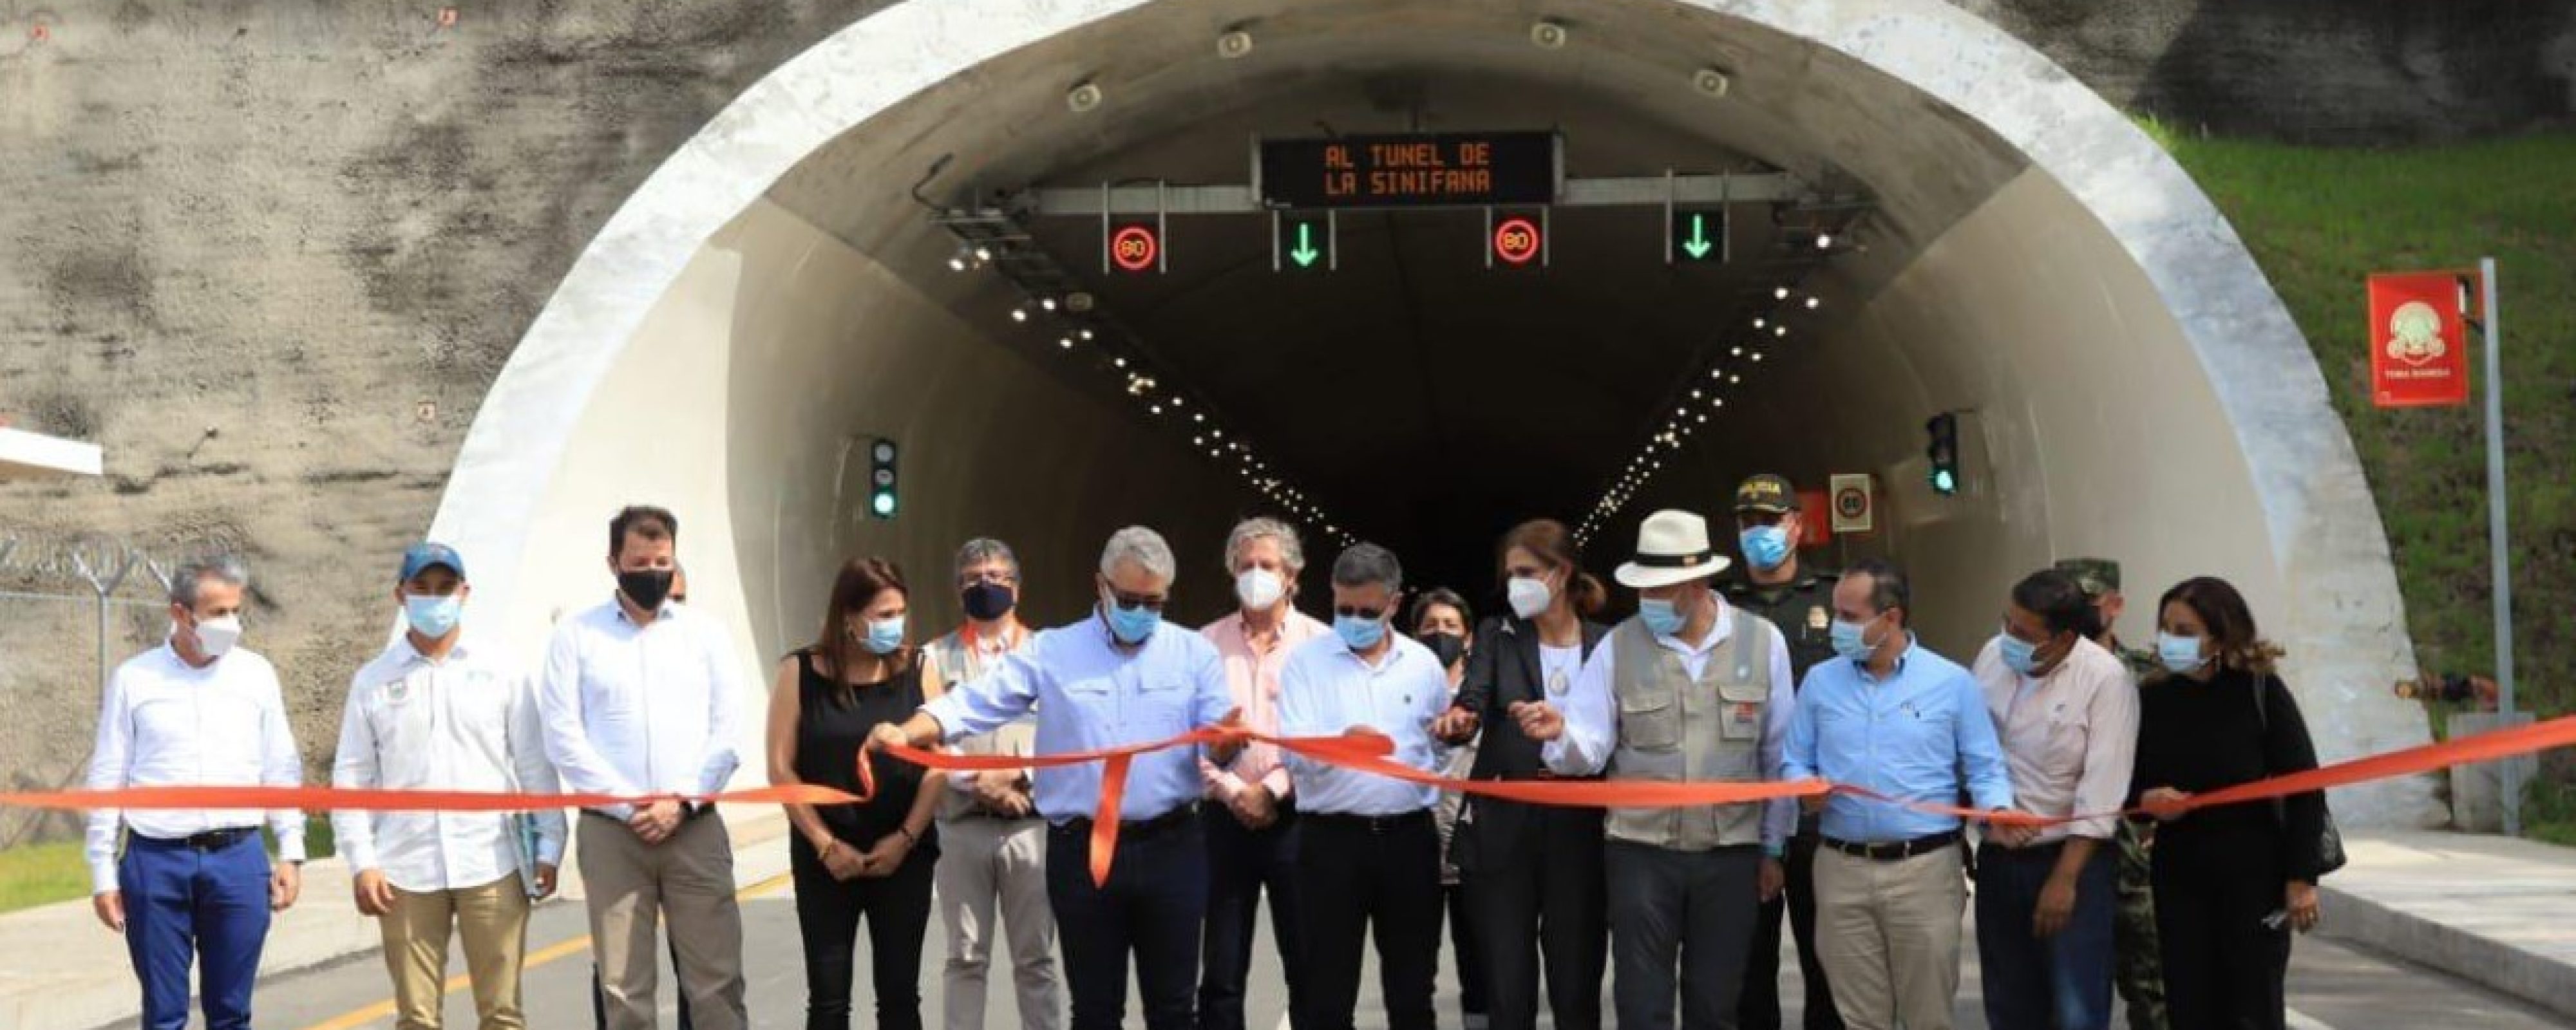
[{"x1": 0, "y1": 0, "x2": 2521, "y2": 830}]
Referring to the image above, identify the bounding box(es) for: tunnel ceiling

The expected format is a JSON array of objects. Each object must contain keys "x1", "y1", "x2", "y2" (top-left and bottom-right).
[{"x1": 762, "y1": 0, "x2": 2036, "y2": 571}]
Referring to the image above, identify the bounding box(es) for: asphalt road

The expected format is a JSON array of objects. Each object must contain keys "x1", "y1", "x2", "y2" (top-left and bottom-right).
[{"x1": 113, "y1": 874, "x2": 2572, "y2": 1030}]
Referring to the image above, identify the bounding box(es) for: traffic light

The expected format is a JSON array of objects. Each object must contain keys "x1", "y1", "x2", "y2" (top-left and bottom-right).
[
  {"x1": 1925, "y1": 413, "x2": 1960, "y2": 496},
  {"x1": 868, "y1": 438, "x2": 898, "y2": 519}
]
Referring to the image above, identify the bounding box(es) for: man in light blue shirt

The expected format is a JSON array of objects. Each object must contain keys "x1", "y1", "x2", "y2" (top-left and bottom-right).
[
  {"x1": 1275, "y1": 543, "x2": 1451, "y2": 1030},
  {"x1": 1781, "y1": 558, "x2": 2016, "y2": 1030},
  {"x1": 875, "y1": 527, "x2": 1242, "y2": 1030}
]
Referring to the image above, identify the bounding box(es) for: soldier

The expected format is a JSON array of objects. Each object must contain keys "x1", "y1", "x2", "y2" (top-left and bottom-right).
[
  {"x1": 1726, "y1": 475, "x2": 1842, "y2": 1030},
  {"x1": 2054, "y1": 557, "x2": 2165, "y2": 1030}
]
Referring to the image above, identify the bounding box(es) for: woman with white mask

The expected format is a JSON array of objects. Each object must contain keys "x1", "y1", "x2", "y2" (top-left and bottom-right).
[{"x1": 1430, "y1": 520, "x2": 1612, "y2": 1030}]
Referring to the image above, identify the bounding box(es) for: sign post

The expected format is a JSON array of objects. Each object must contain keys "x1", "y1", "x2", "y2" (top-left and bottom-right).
[{"x1": 2474, "y1": 257, "x2": 2520, "y2": 836}]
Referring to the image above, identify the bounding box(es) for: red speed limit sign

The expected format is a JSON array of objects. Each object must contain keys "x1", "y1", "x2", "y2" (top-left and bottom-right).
[
  {"x1": 1110, "y1": 224, "x2": 1161, "y2": 274},
  {"x1": 1828, "y1": 473, "x2": 1875, "y2": 535},
  {"x1": 1487, "y1": 209, "x2": 1547, "y2": 269}
]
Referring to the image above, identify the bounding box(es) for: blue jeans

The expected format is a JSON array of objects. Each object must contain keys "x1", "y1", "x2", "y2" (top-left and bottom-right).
[
  {"x1": 1048, "y1": 814, "x2": 1209, "y2": 1030},
  {"x1": 120, "y1": 832, "x2": 273, "y2": 1030},
  {"x1": 1975, "y1": 841, "x2": 2116, "y2": 1030}
]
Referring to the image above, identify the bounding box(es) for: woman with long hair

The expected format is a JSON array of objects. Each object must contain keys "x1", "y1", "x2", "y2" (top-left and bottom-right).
[
  {"x1": 2131, "y1": 576, "x2": 2330, "y2": 1030},
  {"x1": 1412, "y1": 586, "x2": 1484, "y2": 1029},
  {"x1": 766, "y1": 558, "x2": 947, "y2": 1029},
  {"x1": 1430, "y1": 520, "x2": 1613, "y2": 1030}
]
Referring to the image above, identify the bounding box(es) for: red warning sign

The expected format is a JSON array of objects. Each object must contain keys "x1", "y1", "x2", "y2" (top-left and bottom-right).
[
  {"x1": 1110, "y1": 225, "x2": 1161, "y2": 274},
  {"x1": 2367, "y1": 270, "x2": 2472, "y2": 408},
  {"x1": 1492, "y1": 216, "x2": 1542, "y2": 268}
]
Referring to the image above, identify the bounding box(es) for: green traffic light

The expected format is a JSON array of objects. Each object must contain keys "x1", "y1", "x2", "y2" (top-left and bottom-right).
[
  {"x1": 872, "y1": 492, "x2": 898, "y2": 517},
  {"x1": 1931, "y1": 469, "x2": 1957, "y2": 495}
]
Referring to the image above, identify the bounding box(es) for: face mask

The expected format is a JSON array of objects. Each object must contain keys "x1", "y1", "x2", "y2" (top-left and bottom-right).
[
  {"x1": 961, "y1": 582, "x2": 1016, "y2": 623},
  {"x1": 618, "y1": 568, "x2": 676, "y2": 610},
  {"x1": 1739, "y1": 526, "x2": 1792, "y2": 571},
  {"x1": 1235, "y1": 568, "x2": 1286, "y2": 612},
  {"x1": 1420, "y1": 632, "x2": 1466, "y2": 669},
  {"x1": 404, "y1": 595, "x2": 463, "y2": 639},
  {"x1": 1639, "y1": 598, "x2": 1686, "y2": 638},
  {"x1": 189, "y1": 614, "x2": 243, "y2": 659},
  {"x1": 1506, "y1": 576, "x2": 1553, "y2": 620},
  {"x1": 863, "y1": 616, "x2": 907, "y2": 655},
  {"x1": 1336, "y1": 615, "x2": 1387, "y2": 651},
  {"x1": 1830, "y1": 617, "x2": 1879, "y2": 662},
  {"x1": 1103, "y1": 592, "x2": 1160, "y2": 646},
  {"x1": 2157, "y1": 632, "x2": 2210, "y2": 674},
  {"x1": 1998, "y1": 634, "x2": 2043, "y2": 677}
]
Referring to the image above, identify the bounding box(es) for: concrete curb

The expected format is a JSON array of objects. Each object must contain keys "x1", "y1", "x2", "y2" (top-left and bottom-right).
[
  {"x1": 2313, "y1": 831, "x2": 2576, "y2": 1022},
  {"x1": 2316, "y1": 883, "x2": 2576, "y2": 1021}
]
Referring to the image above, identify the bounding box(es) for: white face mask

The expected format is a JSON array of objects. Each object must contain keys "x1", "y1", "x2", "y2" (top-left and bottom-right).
[
  {"x1": 1507, "y1": 576, "x2": 1553, "y2": 620},
  {"x1": 1235, "y1": 568, "x2": 1286, "y2": 612},
  {"x1": 188, "y1": 614, "x2": 243, "y2": 659}
]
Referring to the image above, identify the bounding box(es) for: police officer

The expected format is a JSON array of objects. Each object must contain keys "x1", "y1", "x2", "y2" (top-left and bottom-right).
[
  {"x1": 2055, "y1": 557, "x2": 2166, "y2": 1030},
  {"x1": 1724, "y1": 475, "x2": 1843, "y2": 1030}
]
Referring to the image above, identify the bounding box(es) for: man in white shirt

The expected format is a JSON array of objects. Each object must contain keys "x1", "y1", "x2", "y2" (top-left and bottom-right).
[
  {"x1": 334, "y1": 543, "x2": 567, "y2": 1030},
  {"x1": 538, "y1": 505, "x2": 748, "y2": 1030},
  {"x1": 84, "y1": 556, "x2": 306, "y2": 1030},
  {"x1": 1968, "y1": 568, "x2": 2139, "y2": 1030},
  {"x1": 1276, "y1": 543, "x2": 1453, "y2": 1030},
  {"x1": 1517, "y1": 510, "x2": 1798, "y2": 1030}
]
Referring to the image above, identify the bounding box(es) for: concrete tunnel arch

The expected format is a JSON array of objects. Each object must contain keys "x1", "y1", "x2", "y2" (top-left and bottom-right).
[{"x1": 427, "y1": 0, "x2": 2442, "y2": 827}]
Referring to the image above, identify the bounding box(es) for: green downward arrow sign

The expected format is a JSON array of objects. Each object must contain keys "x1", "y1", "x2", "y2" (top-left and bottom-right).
[
  {"x1": 1291, "y1": 223, "x2": 1321, "y2": 268},
  {"x1": 1681, "y1": 214, "x2": 1714, "y2": 260}
]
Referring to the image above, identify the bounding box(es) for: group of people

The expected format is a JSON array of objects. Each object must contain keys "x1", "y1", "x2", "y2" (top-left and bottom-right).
[{"x1": 79, "y1": 478, "x2": 2338, "y2": 1030}]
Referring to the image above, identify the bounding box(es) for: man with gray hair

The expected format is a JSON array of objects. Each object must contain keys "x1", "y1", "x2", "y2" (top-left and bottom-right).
[
  {"x1": 1197, "y1": 516, "x2": 1327, "y2": 1030},
  {"x1": 875, "y1": 526, "x2": 1244, "y2": 1030},
  {"x1": 923, "y1": 538, "x2": 1063, "y2": 1030},
  {"x1": 1277, "y1": 542, "x2": 1454, "y2": 1030},
  {"x1": 86, "y1": 556, "x2": 307, "y2": 1030}
]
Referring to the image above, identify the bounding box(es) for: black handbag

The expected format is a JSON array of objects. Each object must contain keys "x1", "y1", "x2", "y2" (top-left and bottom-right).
[{"x1": 2255, "y1": 677, "x2": 2348, "y2": 877}]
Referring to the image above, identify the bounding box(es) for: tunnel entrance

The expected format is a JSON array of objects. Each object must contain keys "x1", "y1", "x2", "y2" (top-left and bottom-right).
[{"x1": 428, "y1": 0, "x2": 2441, "y2": 827}]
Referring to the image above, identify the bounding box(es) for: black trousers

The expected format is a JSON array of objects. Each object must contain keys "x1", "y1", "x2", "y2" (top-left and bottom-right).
[
  {"x1": 790, "y1": 837, "x2": 936, "y2": 1030},
  {"x1": 1199, "y1": 805, "x2": 1305, "y2": 1030},
  {"x1": 1739, "y1": 831, "x2": 1842, "y2": 1030},
  {"x1": 1444, "y1": 883, "x2": 1486, "y2": 1020},
  {"x1": 1295, "y1": 810, "x2": 1444, "y2": 1030},
  {"x1": 1607, "y1": 841, "x2": 1763, "y2": 1030},
  {"x1": 1049, "y1": 814, "x2": 1209, "y2": 1030},
  {"x1": 1462, "y1": 805, "x2": 1607, "y2": 1030},
  {"x1": 2152, "y1": 858, "x2": 2291, "y2": 1030}
]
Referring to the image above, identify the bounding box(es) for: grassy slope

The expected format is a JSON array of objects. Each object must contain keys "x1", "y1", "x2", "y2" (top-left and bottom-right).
[{"x1": 2148, "y1": 124, "x2": 2576, "y2": 841}]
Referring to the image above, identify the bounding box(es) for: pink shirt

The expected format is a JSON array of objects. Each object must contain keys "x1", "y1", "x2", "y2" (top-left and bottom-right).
[{"x1": 1200, "y1": 608, "x2": 1330, "y2": 800}]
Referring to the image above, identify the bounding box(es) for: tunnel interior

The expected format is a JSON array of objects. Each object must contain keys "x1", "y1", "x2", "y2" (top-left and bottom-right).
[{"x1": 450, "y1": 0, "x2": 2438, "y2": 825}]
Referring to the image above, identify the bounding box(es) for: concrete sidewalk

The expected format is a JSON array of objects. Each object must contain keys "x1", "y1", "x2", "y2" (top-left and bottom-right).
[
  {"x1": 0, "y1": 812, "x2": 789, "y2": 1030},
  {"x1": 2318, "y1": 831, "x2": 2576, "y2": 1020}
]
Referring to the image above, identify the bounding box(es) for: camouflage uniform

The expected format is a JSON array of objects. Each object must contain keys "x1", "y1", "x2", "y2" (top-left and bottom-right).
[{"x1": 2058, "y1": 557, "x2": 2168, "y2": 1030}]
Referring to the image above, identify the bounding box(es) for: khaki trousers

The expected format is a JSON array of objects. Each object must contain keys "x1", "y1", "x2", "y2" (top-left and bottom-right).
[
  {"x1": 1814, "y1": 845, "x2": 1967, "y2": 1030},
  {"x1": 381, "y1": 877, "x2": 532, "y2": 1030},
  {"x1": 578, "y1": 813, "x2": 748, "y2": 1030},
  {"x1": 935, "y1": 815, "x2": 1063, "y2": 1030}
]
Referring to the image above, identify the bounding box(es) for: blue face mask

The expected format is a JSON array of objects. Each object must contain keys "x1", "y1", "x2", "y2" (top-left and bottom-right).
[
  {"x1": 1103, "y1": 595, "x2": 1160, "y2": 646},
  {"x1": 1998, "y1": 633, "x2": 2042, "y2": 676},
  {"x1": 1830, "y1": 617, "x2": 1879, "y2": 662},
  {"x1": 863, "y1": 616, "x2": 907, "y2": 656},
  {"x1": 1640, "y1": 598, "x2": 1687, "y2": 638},
  {"x1": 2157, "y1": 632, "x2": 2209, "y2": 674},
  {"x1": 1335, "y1": 615, "x2": 1387, "y2": 651},
  {"x1": 403, "y1": 594, "x2": 462, "y2": 639},
  {"x1": 1739, "y1": 526, "x2": 1791, "y2": 571}
]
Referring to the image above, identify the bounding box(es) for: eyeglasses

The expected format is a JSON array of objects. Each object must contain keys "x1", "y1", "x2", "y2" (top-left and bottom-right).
[
  {"x1": 1333, "y1": 604, "x2": 1388, "y2": 621},
  {"x1": 960, "y1": 570, "x2": 1019, "y2": 588},
  {"x1": 1107, "y1": 590, "x2": 1167, "y2": 612}
]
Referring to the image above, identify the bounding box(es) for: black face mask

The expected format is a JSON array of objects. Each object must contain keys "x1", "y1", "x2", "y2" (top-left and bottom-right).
[
  {"x1": 961, "y1": 582, "x2": 1016, "y2": 623},
  {"x1": 618, "y1": 568, "x2": 676, "y2": 610},
  {"x1": 1421, "y1": 632, "x2": 1467, "y2": 670}
]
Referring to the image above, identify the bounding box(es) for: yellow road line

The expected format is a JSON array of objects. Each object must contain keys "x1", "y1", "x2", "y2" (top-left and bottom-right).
[{"x1": 297, "y1": 872, "x2": 794, "y2": 1030}]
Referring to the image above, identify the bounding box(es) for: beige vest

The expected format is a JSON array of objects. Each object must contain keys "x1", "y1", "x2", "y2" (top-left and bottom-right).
[
  {"x1": 925, "y1": 626, "x2": 1038, "y2": 822},
  {"x1": 1604, "y1": 608, "x2": 1777, "y2": 851}
]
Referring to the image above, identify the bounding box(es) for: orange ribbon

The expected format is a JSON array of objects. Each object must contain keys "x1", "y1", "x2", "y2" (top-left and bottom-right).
[{"x1": 16, "y1": 715, "x2": 2576, "y2": 888}]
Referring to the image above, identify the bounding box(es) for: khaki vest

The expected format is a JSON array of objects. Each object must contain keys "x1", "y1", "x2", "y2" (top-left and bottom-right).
[
  {"x1": 1603, "y1": 608, "x2": 1777, "y2": 851},
  {"x1": 924, "y1": 627, "x2": 1038, "y2": 822}
]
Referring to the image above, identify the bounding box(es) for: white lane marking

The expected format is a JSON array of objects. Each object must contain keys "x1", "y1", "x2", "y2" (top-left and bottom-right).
[{"x1": 2287, "y1": 1007, "x2": 2338, "y2": 1030}]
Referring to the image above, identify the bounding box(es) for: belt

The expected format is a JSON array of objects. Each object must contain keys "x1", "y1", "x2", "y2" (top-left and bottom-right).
[
  {"x1": 1307, "y1": 809, "x2": 1434, "y2": 834},
  {"x1": 1822, "y1": 831, "x2": 1961, "y2": 861},
  {"x1": 134, "y1": 827, "x2": 260, "y2": 852},
  {"x1": 1979, "y1": 837, "x2": 2068, "y2": 859},
  {"x1": 1054, "y1": 803, "x2": 1199, "y2": 841},
  {"x1": 582, "y1": 803, "x2": 717, "y2": 829}
]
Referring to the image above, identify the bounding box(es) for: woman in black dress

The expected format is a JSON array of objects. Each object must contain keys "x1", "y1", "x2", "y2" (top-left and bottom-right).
[
  {"x1": 2130, "y1": 576, "x2": 2329, "y2": 1030},
  {"x1": 767, "y1": 557, "x2": 947, "y2": 1029}
]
